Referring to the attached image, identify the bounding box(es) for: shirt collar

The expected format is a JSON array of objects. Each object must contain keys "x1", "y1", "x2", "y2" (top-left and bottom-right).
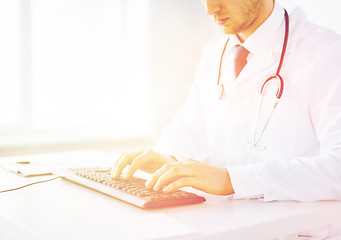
[{"x1": 228, "y1": 2, "x2": 285, "y2": 57}]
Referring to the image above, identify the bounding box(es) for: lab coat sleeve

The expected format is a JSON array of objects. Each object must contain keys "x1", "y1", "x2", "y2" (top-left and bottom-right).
[
  {"x1": 229, "y1": 40, "x2": 341, "y2": 201},
  {"x1": 153, "y1": 46, "x2": 211, "y2": 163}
]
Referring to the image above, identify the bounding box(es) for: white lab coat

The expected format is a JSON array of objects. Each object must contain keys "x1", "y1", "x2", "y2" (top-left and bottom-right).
[{"x1": 155, "y1": 3, "x2": 341, "y2": 239}]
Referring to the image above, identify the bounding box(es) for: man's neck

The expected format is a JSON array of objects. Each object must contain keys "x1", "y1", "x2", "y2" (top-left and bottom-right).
[{"x1": 237, "y1": 0, "x2": 275, "y2": 43}]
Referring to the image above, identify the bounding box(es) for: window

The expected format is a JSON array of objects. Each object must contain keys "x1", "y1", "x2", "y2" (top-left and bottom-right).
[
  {"x1": 0, "y1": 0, "x2": 151, "y2": 147},
  {"x1": 0, "y1": 1, "x2": 22, "y2": 130}
]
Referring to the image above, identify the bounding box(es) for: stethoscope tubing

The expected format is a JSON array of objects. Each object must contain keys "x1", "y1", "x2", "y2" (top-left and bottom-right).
[
  {"x1": 216, "y1": 9, "x2": 290, "y2": 147},
  {"x1": 249, "y1": 10, "x2": 289, "y2": 147}
]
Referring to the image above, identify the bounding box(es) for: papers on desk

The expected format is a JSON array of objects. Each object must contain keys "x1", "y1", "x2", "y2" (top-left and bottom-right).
[
  {"x1": 2, "y1": 162, "x2": 54, "y2": 177},
  {"x1": 0, "y1": 150, "x2": 115, "y2": 177}
]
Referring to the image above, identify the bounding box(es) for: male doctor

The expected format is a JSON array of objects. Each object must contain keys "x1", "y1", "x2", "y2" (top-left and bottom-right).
[{"x1": 112, "y1": 0, "x2": 341, "y2": 238}]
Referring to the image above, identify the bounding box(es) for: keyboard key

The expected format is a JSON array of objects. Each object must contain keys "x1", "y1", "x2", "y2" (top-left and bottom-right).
[{"x1": 67, "y1": 167, "x2": 206, "y2": 209}]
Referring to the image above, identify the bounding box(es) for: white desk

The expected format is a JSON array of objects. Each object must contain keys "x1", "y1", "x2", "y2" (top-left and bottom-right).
[{"x1": 1, "y1": 151, "x2": 341, "y2": 240}]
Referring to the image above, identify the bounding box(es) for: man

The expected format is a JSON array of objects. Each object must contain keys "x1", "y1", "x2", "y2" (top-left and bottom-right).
[{"x1": 112, "y1": 0, "x2": 341, "y2": 238}]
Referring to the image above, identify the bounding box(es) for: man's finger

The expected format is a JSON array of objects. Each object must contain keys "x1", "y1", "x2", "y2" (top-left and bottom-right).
[
  {"x1": 163, "y1": 177, "x2": 193, "y2": 193},
  {"x1": 124, "y1": 151, "x2": 150, "y2": 179},
  {"x1": 112, "y1": 152, "x2": 141, "y2": 179},
  {"x1": 110, "y1": 153, "x2": 126, "y2": 176},
  {"x1": 153, "y1": 166, "x2": 193, "y2": 191},
  {"x1": 145, "y1": 163, "x2": 174, "y2": 189}
]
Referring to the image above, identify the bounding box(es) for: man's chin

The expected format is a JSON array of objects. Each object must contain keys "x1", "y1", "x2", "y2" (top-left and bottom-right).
[{"x1": 220, "y1": 26, "x2": 234, "y2": 35}]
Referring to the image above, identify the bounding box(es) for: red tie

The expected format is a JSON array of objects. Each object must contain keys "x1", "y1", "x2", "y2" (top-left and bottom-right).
[{"x1": 234, "y1": 45, "x2": 249, "y2": 79}]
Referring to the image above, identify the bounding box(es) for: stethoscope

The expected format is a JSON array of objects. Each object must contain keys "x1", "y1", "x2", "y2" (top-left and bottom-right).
[{"x1": 217, "y1": 9, "x2": 289, "y2": 148}]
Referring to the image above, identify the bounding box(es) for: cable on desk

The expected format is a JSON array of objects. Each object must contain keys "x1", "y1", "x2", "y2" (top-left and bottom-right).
[{"x1": 0, "y1": 176, "x2": 64, "y2": 193}]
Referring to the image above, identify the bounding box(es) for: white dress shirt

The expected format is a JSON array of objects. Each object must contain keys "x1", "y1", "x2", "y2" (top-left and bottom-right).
[{"x1": 155, "y1": 2, "x2": 341, "y2": 238}]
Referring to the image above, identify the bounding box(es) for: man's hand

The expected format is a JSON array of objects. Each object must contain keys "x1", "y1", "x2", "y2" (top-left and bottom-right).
[
  {"x1": 111, "y1": 149, "x2": 176, "y2": 179},
  {"x1": 145, "y1": 159, "x2": 235, "y2": 196}
]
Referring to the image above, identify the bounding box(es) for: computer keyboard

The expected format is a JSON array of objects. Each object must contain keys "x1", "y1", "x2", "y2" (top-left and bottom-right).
[{"x1": 62, "y1": 167, "x2": 206, "y2": 209}]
